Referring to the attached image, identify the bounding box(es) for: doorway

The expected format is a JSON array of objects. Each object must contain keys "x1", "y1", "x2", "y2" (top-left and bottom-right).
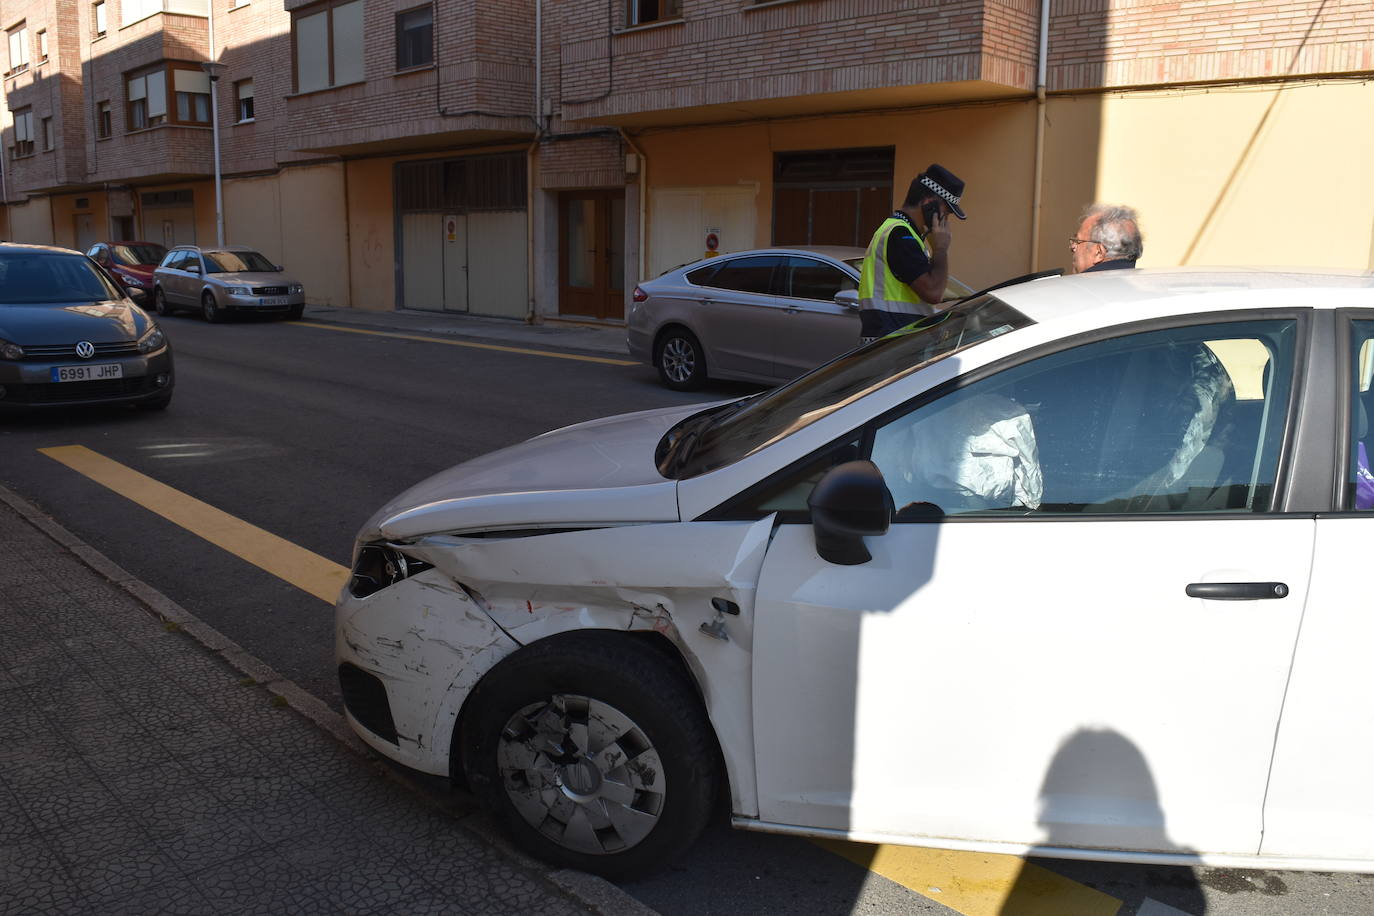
[{"x1": 559, "y1": 190, "x2": 625, "y2": 320}]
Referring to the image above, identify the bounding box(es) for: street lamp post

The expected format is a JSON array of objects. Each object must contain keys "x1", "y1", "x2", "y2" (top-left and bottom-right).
[{"x1": 201, "y1": 59, "x2": 225, "y2": 247}]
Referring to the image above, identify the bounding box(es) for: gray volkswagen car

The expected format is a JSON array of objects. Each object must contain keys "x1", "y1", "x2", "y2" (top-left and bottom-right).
[
  {"x1": 152, "y1": 245, "x2": 305, "y2": 323},
  {"x1": 0, "y1": 243, "x2": 174, "y2": 411},
  {"x1": 627, "y1": 246, "x2": 973, "y2": 390}
]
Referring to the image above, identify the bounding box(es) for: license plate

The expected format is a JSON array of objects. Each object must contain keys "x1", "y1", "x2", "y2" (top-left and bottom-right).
[
  {"x1": 51, "y1": 363, "x2": 123, "y2": 382},
  {"x1": 258, "y1": 297, "x2": 289, "y2": 306}
]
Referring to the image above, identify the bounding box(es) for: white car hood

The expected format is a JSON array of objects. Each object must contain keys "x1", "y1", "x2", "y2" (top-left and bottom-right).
[{"x1": 362, "y1": 402, "x2": 719, "y2": 542}]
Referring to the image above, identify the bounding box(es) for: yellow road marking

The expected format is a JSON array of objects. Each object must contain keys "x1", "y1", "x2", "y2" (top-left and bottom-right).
[
  {"x1": 40, "y1": 445, "x2": 349, "y2": 603},
  {"x1": 290, "y1": 320, "x2": 639, "y2": 366},
  {"x1": 814, "y1": 840, "x2": 1121, "y2": 916},
  {"x1": 41, "y1": 444, "x2": 1120, "y2": 915}
]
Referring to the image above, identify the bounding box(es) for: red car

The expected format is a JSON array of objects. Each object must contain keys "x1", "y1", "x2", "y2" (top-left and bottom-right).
[{"x1": 86, "y1": 241, "x2": 168, "y2": 304}]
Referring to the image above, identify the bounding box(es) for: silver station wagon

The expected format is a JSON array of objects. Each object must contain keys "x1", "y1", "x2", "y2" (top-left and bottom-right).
[{"x1": 152, "y1": 246, "x2": 305, "y2": 323}]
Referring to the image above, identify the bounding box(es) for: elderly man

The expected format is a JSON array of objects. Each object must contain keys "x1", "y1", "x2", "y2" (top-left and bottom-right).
[{"x1": 1069, "y1": 204, "x2": 1143, "y2": 273}]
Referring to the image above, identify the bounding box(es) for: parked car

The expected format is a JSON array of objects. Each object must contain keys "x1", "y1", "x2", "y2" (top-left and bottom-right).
[
  {"x1": 0, "y1": 243, "x2": 173, "y2": 410},
  {"x1": 627, "y1": 245, "x2": 974, "y2": 390},
  {"x1": 337, "y1": 267, "x2": 1374, "y2": 878},
  {"x1": 86, "y1": 241, "x2": 167, "y2": 305},
  {"x1": 152, "y1": 246, "x2": 305, "y2": 322}
]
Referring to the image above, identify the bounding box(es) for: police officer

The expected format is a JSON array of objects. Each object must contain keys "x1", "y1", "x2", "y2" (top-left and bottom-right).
[{"x1": 858, "y1": 164, "x2": 966, "y2": 343}]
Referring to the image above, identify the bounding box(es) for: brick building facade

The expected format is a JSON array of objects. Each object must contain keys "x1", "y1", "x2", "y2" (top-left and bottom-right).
[{"x1": 0, "y1": 0, "x2": 1369, "y2": 318}]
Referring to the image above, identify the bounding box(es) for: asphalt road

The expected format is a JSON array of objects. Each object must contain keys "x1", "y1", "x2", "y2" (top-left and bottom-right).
[{"x1": 4, "y1": 310, "x2": 1372, "y2": 916}]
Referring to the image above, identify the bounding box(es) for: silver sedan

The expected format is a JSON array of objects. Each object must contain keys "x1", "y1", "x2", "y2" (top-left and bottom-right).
[{"x1": 626, "y1": 246, "x2": 972, "y2": 390}]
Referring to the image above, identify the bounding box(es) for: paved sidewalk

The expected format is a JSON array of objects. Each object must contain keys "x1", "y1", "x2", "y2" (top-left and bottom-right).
[
  {"x1": 0, "y1": 488, "x2": 648, "y2": 915},
  {"x1": 298, "y1": 306, "x2": 632, "y2": 358}
]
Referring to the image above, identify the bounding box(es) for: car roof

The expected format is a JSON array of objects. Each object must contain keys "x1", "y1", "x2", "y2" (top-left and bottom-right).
[
  {"x1": 0, "y1": 242, "x2": 85, "y2": 256},
  {"x1": 990, "y1": 267, "x2": 1374, "y2": 323},
  {"x1": 714, "y1": 245, "x2": 865, "y2": 261}
]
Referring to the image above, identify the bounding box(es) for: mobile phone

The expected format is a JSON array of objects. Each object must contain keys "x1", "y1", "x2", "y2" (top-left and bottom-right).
[{"x1": 921, "y1": 200, "x2": 941, "y2": 231}]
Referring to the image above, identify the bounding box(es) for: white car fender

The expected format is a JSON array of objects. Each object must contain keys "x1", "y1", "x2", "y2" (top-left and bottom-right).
[{"x1": 408, "y1": 516, "x2": 777, "y2": 817}]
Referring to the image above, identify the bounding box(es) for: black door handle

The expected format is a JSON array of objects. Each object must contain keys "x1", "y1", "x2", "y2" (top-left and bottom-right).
[{"x1": 1185, "y1": 582, "x2": 1290, "y2": 600}]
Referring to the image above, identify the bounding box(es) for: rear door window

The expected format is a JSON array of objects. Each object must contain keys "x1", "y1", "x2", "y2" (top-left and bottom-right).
[{"x1": 703, "y1": 256, "x2": 783, "y2": 295}]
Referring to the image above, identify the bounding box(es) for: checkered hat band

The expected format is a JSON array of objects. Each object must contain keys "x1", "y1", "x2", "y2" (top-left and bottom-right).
[{"x1": 920, "y1": 176, "x2": 960, "y2": 206}]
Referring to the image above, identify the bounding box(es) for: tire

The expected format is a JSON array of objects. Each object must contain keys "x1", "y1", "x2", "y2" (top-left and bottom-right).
[
  {"x1": 461, "y1": 632, "x2": 718, "y2": 879},
  {"x1": 201, "y1": 291, "x2": 225, "y2": 324},
  {"x1": 153, "y1": 287, "x2": 172, "y2": 317},
  {"x1": 655, "y1": 328, "x2": 707, "y2": 391},
  {"x1": 287, "y1": 304, "x2": 304, "y2": 321}
]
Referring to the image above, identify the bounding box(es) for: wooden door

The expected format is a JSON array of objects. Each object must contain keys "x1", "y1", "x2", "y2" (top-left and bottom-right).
[{"x1": 559, "y1": 190, "x2": 625, "y2": 320}]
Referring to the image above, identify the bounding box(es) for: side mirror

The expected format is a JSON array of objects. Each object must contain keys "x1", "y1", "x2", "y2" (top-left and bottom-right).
[
  {"x1": 834, "y1": 289, "x2": 860, "y2": 311},
  {"x1": 808, "y1": 460, "x2": 893, "y2": 565}
]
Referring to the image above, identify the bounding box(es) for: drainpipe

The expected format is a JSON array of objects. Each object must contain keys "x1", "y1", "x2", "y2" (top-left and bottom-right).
[
  {"x1": 526, "y1": 0, "x2": 541, "y2": 323},
  {"x1": 619, "y1": 128, "x2": 646, "y2": 285},
  {"x1": 1028, "y1": 0, "x2": 1051, "y2": 272}
]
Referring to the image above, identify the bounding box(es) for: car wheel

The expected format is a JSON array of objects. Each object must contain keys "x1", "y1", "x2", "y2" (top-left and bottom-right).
[
  {"x1": 287, "y1": 304, "x2": 304, "y2": 321},
  {"x1": 656, "y1": 328, "x2": 707, "y2": 391},
  {"x1": 462, "y1": 632, "x2": 718, "y2": 879},
  {"x1": 201, "y1": 291, "x2": 225, "y2": 324},
  {"x1": 153, "y1": 288, "x2": 172, "y2": 316}
]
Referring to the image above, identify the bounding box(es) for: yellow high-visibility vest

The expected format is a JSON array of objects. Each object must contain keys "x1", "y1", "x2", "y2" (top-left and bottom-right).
[{"x1": 858, "y1": 216, "x2": 932, "y2": 317}]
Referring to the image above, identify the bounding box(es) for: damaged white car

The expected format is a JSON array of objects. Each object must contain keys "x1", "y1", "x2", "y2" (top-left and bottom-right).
[{"x1": 337, "y1": 268, "x2": 1374, "y2": 878}]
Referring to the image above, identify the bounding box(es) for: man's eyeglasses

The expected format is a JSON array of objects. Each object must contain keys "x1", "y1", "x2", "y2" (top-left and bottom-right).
[{"x1": 1068, "y1": 237, "x2": 1103, "y2": 251}]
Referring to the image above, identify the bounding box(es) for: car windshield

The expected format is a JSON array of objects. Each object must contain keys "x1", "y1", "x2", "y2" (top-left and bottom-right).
[
  {"x1": 0, "y1": 253, "x2": 124, "y2": 305},
  {"x1": 204, "y1": 250, "x2": 278, "y2": 273},
  {"x1": 112, "y1": 243, "x2": 167, "y2": 266},
  {"x1": 657, "y1": 294, "x2": 1034, "y2": 479}
]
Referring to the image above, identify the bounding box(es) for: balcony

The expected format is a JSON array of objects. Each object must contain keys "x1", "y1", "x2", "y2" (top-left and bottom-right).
[{"x1": 556, "y1": 0, "x2": 1038, "y2": 128}]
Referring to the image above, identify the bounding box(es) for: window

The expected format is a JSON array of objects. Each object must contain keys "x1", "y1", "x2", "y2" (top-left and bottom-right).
[
  {"x1": 127, "y1": 64, "x2": 211, "y2": 129},
  {"x1": 127, "y1": 68, "x2": 167, "y2": 129},
  {"x1": 41, "y1": 116, "x2": 52, "y2": 151},
  {"x1": 662, "y1": 294, "x2": 1035, "y2": 480},
  {"x1": 783, "y1": 256, "x2": 856, "y2": 301},
  {"x1": 234, "y1": 79, "x2": 254, "y2": 121},
  {"x1": 93, "y1": 1, "x2": 106, "y2": 37},
  {"x1": 294, "y1": 0, "x2": 363, "y2": 93},
  {"x1": 704, "y1": 256, "x2": 782, "y2": 295},
  {"x1": 868, "y1": 319, "x2": 1295, "y2": 518},
  {"x1": 7, "y1": 24, "x2": 29, "y2": 74},
  {"x1": 37, "y1": 29, "x2": 47, "y2": 61},
  {"x1": 96, "y1": 100, "x2": 111, "y2": 138},
  {"x1": 11, "y1": 108, "x2": 34, "y2": 158},
  {"x1": 626, "y1": 0, "x2": 680, "y2": 26},
  {"x1": 395, "y1": 5, "x2": 432, "y2": 70},
  {"x1": 773, "y1": 148, "x2": 894, "y2": 247},
  {"x1": 173, "y1": 68, "x2": 210, "y2": 123},
  {"x1": 1348, "y1": 321, "x2": 1374, "y2": 509}
]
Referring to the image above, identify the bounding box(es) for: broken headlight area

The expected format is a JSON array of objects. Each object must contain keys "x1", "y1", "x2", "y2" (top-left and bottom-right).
[{"x1": 349, "y1": 544, "x2": 435, "y2": 599}]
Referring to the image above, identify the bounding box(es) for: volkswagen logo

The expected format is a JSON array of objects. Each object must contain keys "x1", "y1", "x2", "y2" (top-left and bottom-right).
[{"x1": 75, "y1": 341, "x2": 95, "y2": 359}]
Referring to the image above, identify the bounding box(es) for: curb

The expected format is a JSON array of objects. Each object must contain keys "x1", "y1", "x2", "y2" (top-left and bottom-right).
[{"x1": 0, "y1": 482, "x2": 657, "y2": 916}]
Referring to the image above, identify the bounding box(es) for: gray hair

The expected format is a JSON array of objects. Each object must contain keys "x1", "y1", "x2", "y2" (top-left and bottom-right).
[{"x1": 1082, "y1": 204, "x2": 1143, "y2": 261}]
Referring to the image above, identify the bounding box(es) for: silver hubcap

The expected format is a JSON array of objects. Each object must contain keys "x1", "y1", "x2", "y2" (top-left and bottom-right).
[
  {"x1": 661, "y1": 337, "x2": 696, "y2": 383},
  {"x1": 497, "y1": 694, "x2": 664, "y2": 855}
]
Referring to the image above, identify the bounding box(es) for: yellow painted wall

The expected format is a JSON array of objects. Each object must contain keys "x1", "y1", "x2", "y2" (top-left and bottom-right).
[
  {"x1": 346, "y1": 158, "x2": 395, "y2": 312},
  {"x1": 1084, "y1": 81, "x2": 1374, "y2": 270},
  {"x1": 635, "y1": 81, "x2": 1374, "y2": 293},
  {"x1": 50, "y1": 194, "x2": 109, "y2": 251},
  {"x1": 7, "y1": 198, "x2": 54, "y2": 245},
  {"x1": 279, "y1": 164, "x2": 350, "y2": 307},
  {"x1": 636, "y1": 102, "x2": 1037, "y2": 291},
  {"x1": 225, "y1": 175, "x2": 284, "y2": 261}
]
